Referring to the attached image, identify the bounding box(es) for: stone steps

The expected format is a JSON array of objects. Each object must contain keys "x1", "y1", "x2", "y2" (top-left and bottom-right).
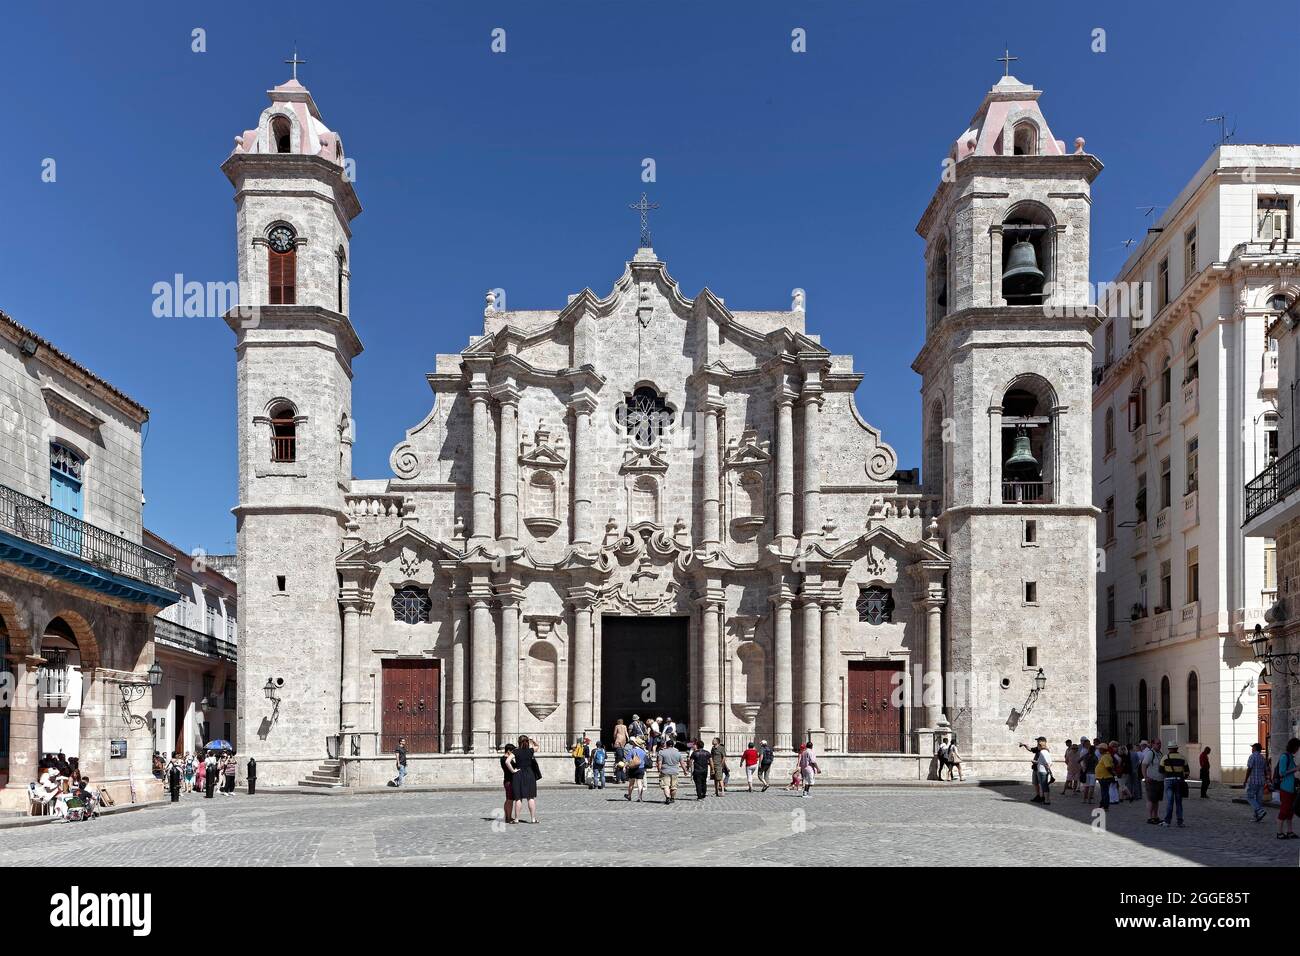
[{"x1": 298, "y1": 760, "x2": 344, "y2": 789}]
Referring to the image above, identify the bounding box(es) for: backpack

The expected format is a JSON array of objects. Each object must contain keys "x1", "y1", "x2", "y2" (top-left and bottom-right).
[
  {"x1": 572, "y1": 744, "x2": 586, "y2": 759},
  {"x1": 593, "y1": 747, "x2": 606, "y2": 767}
]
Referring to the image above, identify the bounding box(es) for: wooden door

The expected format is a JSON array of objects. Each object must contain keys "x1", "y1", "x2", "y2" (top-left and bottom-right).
[
  {"x1": 381, "y1": 659, "x2": 440, "y2": 754},
  {"x1": 846, "y1": 661, "x2": 904, "y2": 752}
]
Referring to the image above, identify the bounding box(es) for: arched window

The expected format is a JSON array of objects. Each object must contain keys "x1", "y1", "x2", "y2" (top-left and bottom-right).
[
  {"x1": 267, "y1": 224, "x2": 297, "y2": 305},
  {"x1": 1184, "y1": 328, "x2": 1199, "y2": 383},
  {"x1": 1186, "y1": 672, "x2": 1199, "y2": 743},
  {"x1": 269, "y1": 401, "x2": 297, "y2": 462},
  {"x1": 271, "y1": 116, "x2": 291, "y2": 154},
  {"x1": 620, "y1": 386, "x2": 674, "y2": 446},
  {"x1": 1160, "y1": 355, "x2": 1172, "y2": 407},
  {"x1": 856, "y1": 586, "x2": 894, "y2": 625},
  {"x1": 1104, "y1": 407, "x2": 1115, "y2": 455},
  {"x1": 336, "y1": 246, "x2": 347, "y2": 313},
  {"x1": 1107, "y1": 684, "x2": 1119, "y2": 742},
  {"x1": 929, "y1": 237, "x2": 949, "y2": 327},
  {"x1": 1001, "y1": 202, "x2": 1053, "y2": 305},
  {"x1": 391, "y1": 586, "x2": 431, "y2": 625},
  {"x1": 1138, "y1": 679, "x2": 1149, "y2": 740},
  {"x1": 1159, "y1": 675, "x2": 1171, "y2": 725},
  {"x1": 1000, "y1": 377, "x2": 1055, "y2": 504},
  {"x1": 1012, "y1": 122, "x2": 1038, "y2": 156}
]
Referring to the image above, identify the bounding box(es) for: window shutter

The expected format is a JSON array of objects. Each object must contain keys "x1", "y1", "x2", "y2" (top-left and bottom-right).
[{"x1": 268, "y1": 249, "x2": 296, "y2": 305}]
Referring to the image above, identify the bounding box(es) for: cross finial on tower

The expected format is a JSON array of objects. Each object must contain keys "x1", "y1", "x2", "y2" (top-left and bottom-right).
[
  {"x1": 285, "y1": 44, "x2": 306, "y2": 81},
  {"x1": 629, "y1": 192, "x2": 660, "y2": 248},
  {"x1": 997, "y1": 45, "x2": 1018, "y2": 77}
]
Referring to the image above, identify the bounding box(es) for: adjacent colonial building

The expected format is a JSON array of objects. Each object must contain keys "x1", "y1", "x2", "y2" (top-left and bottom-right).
[
  {"x1": 1093, "y1": 146, "x2": 1296, "y2": 780},
  {"x1": 146, "y1": 530, "x2": 238, "y2": 757},
  {"x1": 227, "y1": 71, "x2": 1100, "y2": 787},
  {"x1": 0, "y1": 310, "x2": 177, "y2": 809}
]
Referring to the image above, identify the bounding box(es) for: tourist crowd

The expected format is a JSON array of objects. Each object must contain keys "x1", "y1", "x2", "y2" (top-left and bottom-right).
[
  {"x1": 29, "y1": 750, "x2": 110, "y2": 820},
  {"x1": 1019, "y1": 733, "x2": 1300, "y2": 838}
]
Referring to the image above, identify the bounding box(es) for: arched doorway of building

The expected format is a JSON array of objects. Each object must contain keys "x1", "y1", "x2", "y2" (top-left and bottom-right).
[{"x1": 37, "y1": 617, "x2": 84, "y2": 766}]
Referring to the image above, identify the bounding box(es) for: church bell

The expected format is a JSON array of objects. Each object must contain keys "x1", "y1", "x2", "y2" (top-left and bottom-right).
[
  {"x1": 1002, "y1": 240, "x2": 1045, "y2": 297},
  {"x1": 1004, "y1": 427, "x2": 1040, "y2": 479}
]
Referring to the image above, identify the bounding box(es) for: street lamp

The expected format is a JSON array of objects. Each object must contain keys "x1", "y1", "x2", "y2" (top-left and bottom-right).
[
  {"x1": 1033, "y1": 668, "x2": 1047, "y2": 694},
  {"x1": 146, "y1": 660, "x2": 163, "y2": 687},
  {"x1": 115, "y1": 661, "x2": 164, "y2": 730}
]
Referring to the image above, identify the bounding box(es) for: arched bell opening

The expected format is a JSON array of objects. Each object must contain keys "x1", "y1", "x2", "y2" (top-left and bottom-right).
[
  {"x1": 1001, "y1": 203, "x2": 1054, "y2": 306},
  {"x1": 999, "y1": 378, "x2": 1056, "y2": 504},
  {"x1": 928, "y1": 236, "x2": 949, "y2": 328}
]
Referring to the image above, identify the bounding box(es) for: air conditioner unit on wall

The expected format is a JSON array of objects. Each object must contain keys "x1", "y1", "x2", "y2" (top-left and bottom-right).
[{"x1": 1159, "y1": 723, "x2": 1185, "y2": 747}]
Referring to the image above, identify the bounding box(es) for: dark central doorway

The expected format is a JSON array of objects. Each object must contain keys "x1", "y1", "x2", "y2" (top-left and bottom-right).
[{"x1": 601, "y1": 616, "x2": 689, "y2": 746}]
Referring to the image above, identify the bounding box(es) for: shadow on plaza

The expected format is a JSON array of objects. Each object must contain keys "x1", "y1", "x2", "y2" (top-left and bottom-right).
[{"x1": 988, "y1": 781, "x2": 1292, "y2": 867}]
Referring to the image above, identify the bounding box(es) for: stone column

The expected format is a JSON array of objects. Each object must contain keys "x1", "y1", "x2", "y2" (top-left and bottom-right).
[
  {"x1": 494, "y1": 384, "x2": 521, "y2": 548},
  {"x1": 470, "y1": 390, "x2": 495, "y2": 543},
  {"x1": 770, "y1": 591, "x2": 794, "y2": 749},
  {"x1": 2, "y1": 657, "x2": 40, "y2": 804},
  {"x1": 799, "y1": 392, "x2": 823, "y2": 538},
  {"x1": 775, "y1": 394, "x2": 796, "y2": 551},
  {"x1": 569, "y1": 595, "x2": 595, "y2": 735},
  {"x1": 702, "y1": 403, "x2": 722, "y2": 548},
  {"x1": 469, "y1": 588, "x2": 496, "y2": 752},
  {"x1": 820, "y1": 596, "x2": 842, "y2": 737},
  {"x1": 569, "y1": 398, "x2": 596, "y2": 546},
  {"x1": 699, "y1": 594, "x2": 723, "y2": 736},
  {"x1": 449, "y1": 595, "x2": 468, "y2": 752},
  {"x1": 801, "y1": 592, "x2": 822, "y2": 739},
  {"x1": 924, "y1": 595, "x2": 946, "y2": 729},
  {"x1": 497, "y1": 587, "x2": 522, "y2": 737},
  {"x1": 340, "y1": 604, "x2": 361, "y2": 732}
]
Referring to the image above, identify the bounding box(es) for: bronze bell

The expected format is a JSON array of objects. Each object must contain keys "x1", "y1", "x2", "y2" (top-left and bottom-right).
[
  {"x1": 1004, "y1": 428, "x2": 1040, "y2": 478},
  {"x1": 1002, "y1": 240, "x2": 1045, "y2": 297}
]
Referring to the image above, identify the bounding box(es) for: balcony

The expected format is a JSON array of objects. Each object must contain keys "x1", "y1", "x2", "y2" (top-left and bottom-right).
[
  {"x1": 1262, "y1": 351, "x2": 1278, "y2": 394},
  {"x1": 1132, "y1": 519, "x2": 1148, "y2": 555},
  {"x1": 0, "y1": 483, "x2": 176, "y2": 600},
  {"x1": 1181, "y1": 378, "x2": 1199, "y2": 422},
  {"x1": 1182, "y1": 489, "x2": 1199, "y2": 530},
  {"x1": 1244, "y1": 443, "x2": 1300, "y2": 534},
  {"x1": 1152, "y1": 404, "x2": 1171, "y2": 444},
  {"x1": 1130, "y1": 423, "x2": 1148, "y2": 462},
  {"x1": 154, "y1": 617, "x2": 237, "y2": 662},
  {"x1": 1001, "y1": 481, "x2": 1052, "y2": 504},
  {"x1": 1153, "y1": 507, "x2": 1170, "y2": 542}
]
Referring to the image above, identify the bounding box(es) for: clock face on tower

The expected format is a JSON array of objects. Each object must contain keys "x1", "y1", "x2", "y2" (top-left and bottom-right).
[{"x1": 268, "y1": 226, "x2": 296, "y2": 253}]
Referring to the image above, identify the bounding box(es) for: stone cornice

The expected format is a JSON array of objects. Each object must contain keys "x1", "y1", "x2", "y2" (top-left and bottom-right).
[{"x1": 911, "y1": 304, "x2": 1101, "y2": 375}]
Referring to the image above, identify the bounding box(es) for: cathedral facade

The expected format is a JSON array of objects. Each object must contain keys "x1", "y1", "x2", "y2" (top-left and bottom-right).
[{"x1": 227, "y1": 72, "x2": 1100, "y2": 787}]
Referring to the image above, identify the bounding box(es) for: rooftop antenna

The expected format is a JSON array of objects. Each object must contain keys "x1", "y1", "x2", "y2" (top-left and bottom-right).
[{"x1": 1204, "y1": 114, "x2": 1235, "y2": 146}]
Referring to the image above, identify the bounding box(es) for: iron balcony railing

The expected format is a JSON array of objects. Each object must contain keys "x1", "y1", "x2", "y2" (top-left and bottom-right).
[
  {"x1": 154, "y1": 617, "x2": 237, "y2": 662},
  {"x1": 1002, "y1": 480, "x2": 1052, "y2": 504},
  {"x1": 1245, "y1": 443, "x2": 1300, "y2": 525},
  {"x1": 0, "y1": 483, "x2": 175, "y2": 589}
]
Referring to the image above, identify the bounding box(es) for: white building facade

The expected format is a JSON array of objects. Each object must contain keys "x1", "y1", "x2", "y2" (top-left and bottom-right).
[{"x1": 1093, "y1": 145, "x2": 1298, "y2": 781}]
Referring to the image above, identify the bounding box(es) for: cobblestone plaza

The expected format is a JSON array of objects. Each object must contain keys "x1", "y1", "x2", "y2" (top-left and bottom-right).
[{"x1": 2, "y1": 784, "x2": 1292, "y2": 867}]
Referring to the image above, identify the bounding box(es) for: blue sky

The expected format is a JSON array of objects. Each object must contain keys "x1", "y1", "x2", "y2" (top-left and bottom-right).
[{"x1": 1, "y1": 1, "x2": 1294, "y2": 555}]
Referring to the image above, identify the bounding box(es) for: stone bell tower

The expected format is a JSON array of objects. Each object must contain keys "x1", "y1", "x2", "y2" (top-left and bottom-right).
[
  {"x1": 223, "y1": 67, "x2": 362, "y2": 785},
  {"x1": 912, "y1": 71, "x2": 1102, "y2": 760}
]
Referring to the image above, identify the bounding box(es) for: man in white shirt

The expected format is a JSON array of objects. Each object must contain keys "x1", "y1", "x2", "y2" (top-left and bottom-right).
[{"x1": 1142, "y1": 739, "x2": 1165, "y2": 824}]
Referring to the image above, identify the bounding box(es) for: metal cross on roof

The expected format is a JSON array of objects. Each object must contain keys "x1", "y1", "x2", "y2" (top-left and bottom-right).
[
  {"x1": 997, "y1": 46, "x2": 1018, "y2": 77},
  {"x1": 629, "y1": 192, "x2": 660, "y2": 248},
  {"x1": 285, "y1": 44, "x2": 306, "y2": 81}
]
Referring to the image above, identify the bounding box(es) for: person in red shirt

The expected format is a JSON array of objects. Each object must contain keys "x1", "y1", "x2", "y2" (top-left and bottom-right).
[{"x1": 741, "y1": 742, "x2": 760, "y2": 792}]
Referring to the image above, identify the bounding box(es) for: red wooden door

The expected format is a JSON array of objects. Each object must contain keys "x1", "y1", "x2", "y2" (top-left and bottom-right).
[
  {"x1": 381, "y1": 660, "x2": 440, "y2": 754},
  {"x1": 1258, "y1": 681, "x2": 1272, "y2": 758},
  {"x1": 846, "y1": 661, "x2": 904, "y2": 752}
]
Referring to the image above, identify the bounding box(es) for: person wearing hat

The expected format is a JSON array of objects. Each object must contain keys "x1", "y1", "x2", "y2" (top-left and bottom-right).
[
  {"x1": 756, "y1": 739, "x2": 775, "y2": 791},
  {"x1": 629, "y1": 714, "x2": 647, "y2": 741},
  {"x1": 1142, "y1": 739, "x2": 1165, "y2": 824},
  {"x1": 1158, "y1": 743, "x2": 1190, "y2": 827},
  {"x1": 623, "y1": 736, "x2": 649, "y2": 803},
  {"x1": 1019, "y1": 737, "x2": 1049, "y2": 802}
]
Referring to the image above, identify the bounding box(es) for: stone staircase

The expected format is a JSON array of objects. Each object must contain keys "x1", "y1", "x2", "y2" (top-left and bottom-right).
[{"x1": 298, "y1": 759, "x2": 344, "y2": 789}]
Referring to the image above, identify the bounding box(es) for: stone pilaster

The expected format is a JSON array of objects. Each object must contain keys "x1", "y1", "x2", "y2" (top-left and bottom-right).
[
  {"x1": 924, "y1": 596, "x2": 946, "y2": 729},
  {"x1": 698, "y1": 590, "x2": 724, "y2": 736},
  {"x1": 701, "y1": 402, "x2": 724, "y2": 549},
  {"x1": 820, "y1": 593, "x2": 842, "y2": 735},
  {"x1": 468, "y1": 585, "x2": 496, "y2": 752},
  {"x1": 496, "y1": 584, "x2": 523, "y2": 736},
  {"x1": 769, "y1": 586, "x2": 794, "y2": 749},
  {"x1": 339, "y1": 604, "x2": 361, "y2": 732},
  {"x1": 775, "y1": 392, "x2": 796, "y2": 551},
  {"x1": 568, "y1": 396, "x2": 597, "y2": 546},
  {"x1": 469, "y1": 388, "x2": 495, "y2": 543},
  {"x1": 1, "y1": 657, "x2": 40, "y2": 805},
  {"x1": 567, "y1": 590, "x2": 596, "y2": 735},
  {"x1": 800, "y1": 589, "x2": 823, "y2": 738},
  {"x1": 492, "y1": 382, "x2": 522, "y2": 549},
  {"x1": 799, "y1": 381, "x2": 823, "y2": 540},
  {"x1": 449, "y1": 593, "x2": 468, "y2": 752}
]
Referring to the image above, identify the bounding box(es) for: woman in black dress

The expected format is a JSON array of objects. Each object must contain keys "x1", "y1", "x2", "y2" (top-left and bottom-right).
[
  {"x1": 500, "y1": 744, "x2": 518, "y2": 824},
  {"x1": 512, "y1": 735, "x2": 541, "y2": 824}
]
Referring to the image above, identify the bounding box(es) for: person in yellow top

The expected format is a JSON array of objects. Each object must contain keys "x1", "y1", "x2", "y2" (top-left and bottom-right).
[
  {"x1": 1159, "y1": 744, "x2": 1190, "y2": 828},
  {"x1": 1095, "y1": 740, "x2": 1118, "y2": 810}
]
